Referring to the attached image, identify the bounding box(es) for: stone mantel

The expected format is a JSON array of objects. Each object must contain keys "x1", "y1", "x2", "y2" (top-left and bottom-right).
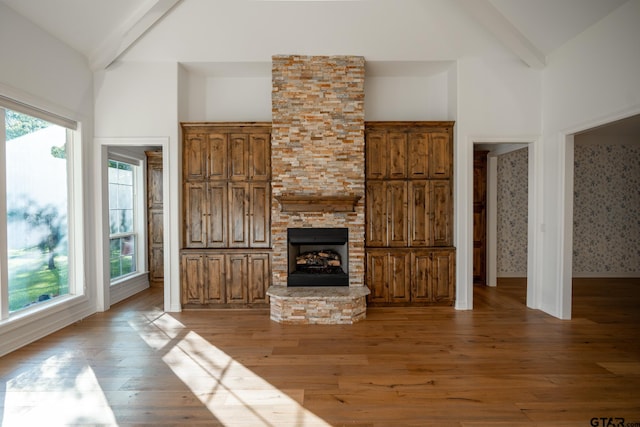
[{"x1": 275, "y1": 195, "x2": 361, "y2": 213}]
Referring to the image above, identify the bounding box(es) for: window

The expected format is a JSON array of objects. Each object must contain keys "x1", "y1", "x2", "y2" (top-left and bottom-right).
[
  {"x1": 108, "y1": 159, "x2": 140, "y2": 282},
  {"x1": 1, "y1": 103, "x2": 79, "y2": 315}
]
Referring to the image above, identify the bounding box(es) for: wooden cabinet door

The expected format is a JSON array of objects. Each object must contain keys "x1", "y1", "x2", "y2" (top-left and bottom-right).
[
  {"x1": 148, "y1": 210, "x2": 164, "y2": 281},
  {"x1": 387, "y1": 181, "x2": 408, "y2": 247},
  {"x1": 389, "y1": 252, "x2": 411, "y2": 302},
  {"x1": 249, "y1": 133, "x2": 271, "y2": 181},
  {"x1": 184, "y1": 182, "x2": 206, "y2": 248},
  {"x1": 207, "y1": 133, "x2": 228, "y2": 180},
  {"x1": 248, "y1": 253, "x2": 270, "y2": 303},
  {"x1": 431, "y1": 249, "x2": 455, "y2": 302},
  {"x1": 226, "y1": 254, "x2": 248, "y2": 303},
  {"x1": 249, "y1": 183, "x2": 270, "y2": 248},
  {"x1": 147, "y1": 152, "x2": 163, "y2": 208},
  {"x1": 181, "y1": 253, "x2": 204, "y2": 304},
  {"x1": 206, "y1": 182, "x2": 227, "y2": 248},
  {"x1": 228, "y1": 183, "x2": 249, "y2": 247},
  {"x1": 366, "y1": 250, "x2": 388, "y2": 303},
  {"x1": 431, "y1": 180, "x2": 452, "y2": 246},
  {"x1": 147, "y1": 151, "x2": 163, "y2": 285},
  {"x1": 366, "y1": 181, "x2": 387, "y2": 247},
  {"x1": 184, "y1": 133, "x2": 207, "y2": 181},
  {"x1": 407, "y1": 132, "x2": 430, "y2": 179},
  {"x1": 388, "y1": 132, "x2": 407, "y2": 179},
  {"x1": 229, "y1": 134, "x2": 249, "y2": 181},
  {"x1": 205, "y1": 254, "x2": 226, "y2": 304},
  {"x1": 473, "y1": 151, "x2": 488, "y2": 285},
  {"x1": 429, "y1": 132, "x2": 451, "y2": 179},
  {"x1": 408, "y1": 180, "x2": 431, "y2": 247},
  {"x1": 365, "y1": 130, "x2": 387, "y2": 179},
  {"x1": 411, "y1": 250, "x2": 432, "y2": 302}
]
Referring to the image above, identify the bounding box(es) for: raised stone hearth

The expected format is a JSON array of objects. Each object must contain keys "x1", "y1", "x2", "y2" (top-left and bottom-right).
[{"x1": 267, "y1": 286, "x2": 370, "y2": 324}]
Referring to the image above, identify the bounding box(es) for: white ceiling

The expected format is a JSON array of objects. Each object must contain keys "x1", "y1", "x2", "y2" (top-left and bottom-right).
[{"x1": 0, "y1": 0, "x2": 630, "y2": 69}]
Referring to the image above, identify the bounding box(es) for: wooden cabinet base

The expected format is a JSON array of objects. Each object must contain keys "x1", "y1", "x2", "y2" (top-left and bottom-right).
[{"x1": 180, "y1": 249, "x2": 271, "y2": 307}]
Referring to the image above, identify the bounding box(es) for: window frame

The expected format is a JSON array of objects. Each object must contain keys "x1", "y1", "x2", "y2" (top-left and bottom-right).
[
  {"x1": 0, "y1": 97, "x2": 85, "y2": 323},
  {"x1": 106, "y1": 153, "x2": 146, "y2": 286}
]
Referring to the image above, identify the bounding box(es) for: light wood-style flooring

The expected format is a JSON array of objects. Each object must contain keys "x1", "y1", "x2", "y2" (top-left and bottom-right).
[{"x1": 1, "y1": 278, "x2": 639, "y2": 426}]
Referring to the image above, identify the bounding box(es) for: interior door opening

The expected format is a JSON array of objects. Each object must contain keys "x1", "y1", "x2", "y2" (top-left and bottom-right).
[{"x1": 473, "y1": 142, "x2": 530, "y2": 307}]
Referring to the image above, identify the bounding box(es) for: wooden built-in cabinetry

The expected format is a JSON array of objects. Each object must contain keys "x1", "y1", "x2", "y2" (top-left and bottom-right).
[
  {"x1": 365, "y1": 122, "x2": 455, "y2": 305},
  {"x1": 146, "y1": 150, "x2": 164, "y2": 287},
  {"x1": 181, "y1": 123, "x2": 272, "y2": 307}
]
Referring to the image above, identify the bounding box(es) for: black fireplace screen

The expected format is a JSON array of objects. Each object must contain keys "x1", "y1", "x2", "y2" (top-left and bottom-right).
[{"x1": 287, "y1": 228, "x2": 349, "y2": 286}]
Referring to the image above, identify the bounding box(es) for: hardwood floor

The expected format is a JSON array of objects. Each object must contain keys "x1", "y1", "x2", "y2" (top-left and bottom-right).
[{"x1": 1, "y1": 279, "x2": 639, "y2": 426}]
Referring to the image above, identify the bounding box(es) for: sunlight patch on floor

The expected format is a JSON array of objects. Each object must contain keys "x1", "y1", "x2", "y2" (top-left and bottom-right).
[
  {"x1": 132, "y1": 313, "x2": 330, "y2": 427},
  {"x1": 2, "y1": 352, "x2": 117, "y2": 426}
]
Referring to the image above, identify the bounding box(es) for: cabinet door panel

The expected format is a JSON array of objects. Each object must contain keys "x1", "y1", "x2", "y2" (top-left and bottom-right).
[
  {"x1": 365, "y1": 131, "x2": 387, "y2": 179},
  {"x1": 366, "y1": 181, "x2": 387, "y2": 247},
  {"x1": 432, "y1": 250, "x2": 454, "y2": 302},
  {"x1": 206, "y1": 183, "x2": 227, "y2": 248},
  {"x1": 408, "y1": 132, "x2": 429, "y2": 179},
  {"x1": 411, "y1": 251, "x2": 431, "y2": 302},
  {"x1": 388, "y1": 132, "x2": 407, "y2": 179},
  {"x1": 147, "y1": 155, "x2": 163, "y2": 208},
  {"x1": 249, "y1": 183, "x2": 270, "y2": 248},
  {"x1": 184, "y1": 183, "x2": 206, "y2": 248},
  {"x1": 387, "y1": 181, "x2": 408, "y2": 247},
  {"x1": 408, "y1": 180, "x2": 431, "y2": 247},
  {"x1": 429, "y1": 132, "x2": 451, "y2": 179},
  {"x1": 250, "y1": 133, "x2": 271, "y2": 181},
  {"x1": 149, "y1": 247, "x2": 164, "y2": 282},
  {"x1": 205, "y1": 254, "x2": 226, "y2": 304},
  {"x1": 226, "y1": 254, "x2": 248, "y2": 303},
  {"x1": 248, "y1": 254, "x2": 270, "y2": 303},
  {"x1": 431, "y1": 180, "x2": 452, "y2": 246},
  {"x1": 229, "y1": 134, "x2": 249, "y2": 181},
  {"x1": 228, "y1": 183, "x2": 249, "y2": 247},
  {"x1": 207, "y1": 133, "x2": 228, "y2": 180},
  {"x1": 389, "y1": 252, "x2": 410, "y2": 302},
  {"x1": 184, "y1": 133, "x2": 206, "y2": 181},
  {"x1": 366, "y1": 251, "x2": 388, "y2": 303},
  {"x1": 181, "y1": 254, "x2": 204, "y2": 304}
]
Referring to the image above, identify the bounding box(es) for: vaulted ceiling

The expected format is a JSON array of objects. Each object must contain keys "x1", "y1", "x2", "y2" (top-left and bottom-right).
[{"x1": 0, "y1": 0, "x2": 629, "y2": 70}]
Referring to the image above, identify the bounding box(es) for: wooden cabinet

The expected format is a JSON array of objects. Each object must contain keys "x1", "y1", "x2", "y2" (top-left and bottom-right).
[
  {"x1": 473, "y1": 150, "x2": 488, "y2": 285},
  {"x1": 182, "y1": 123, "x2": 271, "y2": 250},
  {"x1": 365, "y1": 122, "x2": 455, "y2": 305},
  {"x1": 181, "y1": 250, "x2": 270, "y2": 306},
  {"x1": 181, "y1": 123, "x2": 272, "y2": 308},
  {"x1": 367, "y1": 248, "x2": 454, "y2": 304},
  {"x1": 146, "y1": 150, "x2": 164, "y2": 287},
  {"x1": 411, "y1": 249, "x2": 455, "y2": 303}
]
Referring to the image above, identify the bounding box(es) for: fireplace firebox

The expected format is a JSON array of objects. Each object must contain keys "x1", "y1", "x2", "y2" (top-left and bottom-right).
[{"x1": 287, "y1": 228, "x2": 349, "y2": 286}]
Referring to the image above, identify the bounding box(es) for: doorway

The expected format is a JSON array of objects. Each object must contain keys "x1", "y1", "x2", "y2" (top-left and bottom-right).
[
  {"x1": 96, "y1": 138, "x2": 170, "y2": 312},
  {"x1": 473, "y1": 142, "x2": 531, "y2": 306}
]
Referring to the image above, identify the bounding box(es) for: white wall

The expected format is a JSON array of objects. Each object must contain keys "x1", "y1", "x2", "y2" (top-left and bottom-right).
[
  {"x1": 364, "y1": 73, "x2": 450, "y2": 121},
  {"x1": 539, "y1": 0, "x2": 640, "y2": 318},
  {"x1": 455, "y1": 55, "x2": 542, "y2": 310},
  {"x1": 0, "y1": 3, "x2": 96, "y2": 356},
  {"x1": 94, "y1": 62, "x2": 182, "y2": 312}
]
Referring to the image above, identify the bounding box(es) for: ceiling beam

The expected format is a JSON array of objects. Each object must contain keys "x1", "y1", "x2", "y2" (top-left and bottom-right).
[
  {"x1": 457, "y1": 0, "x2": 546, "y2": 69},
  {"x1": 89, "y1": 0, "x2": 182, "y2": 71}
]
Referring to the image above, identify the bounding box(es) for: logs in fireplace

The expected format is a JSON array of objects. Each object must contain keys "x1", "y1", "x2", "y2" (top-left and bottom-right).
[{"x1": 287, "y1": 228, "x2": 349, "y2": 286}]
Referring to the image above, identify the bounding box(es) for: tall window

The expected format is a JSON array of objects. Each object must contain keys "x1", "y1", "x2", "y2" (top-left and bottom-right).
[
  {"x1": 2, "y1": 107, "x2": 74, "y2": 313},
  {"x1": 108, "y1": 160, "x2": 138, "y2": 281}
]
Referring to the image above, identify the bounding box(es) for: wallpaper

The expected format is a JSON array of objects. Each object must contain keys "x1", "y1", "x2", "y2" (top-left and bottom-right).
[
  {"x1": 572, "y1": 143, "x2": 640, "y2": 276},
  {"x1": 496, "y1": 147, "x2": 528, "y2": 276}
]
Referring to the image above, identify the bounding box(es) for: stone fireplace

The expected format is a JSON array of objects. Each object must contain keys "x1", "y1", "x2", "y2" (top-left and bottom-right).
[{"x1": 266, "y1": 54, "x2": 369, "y2": 324}]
